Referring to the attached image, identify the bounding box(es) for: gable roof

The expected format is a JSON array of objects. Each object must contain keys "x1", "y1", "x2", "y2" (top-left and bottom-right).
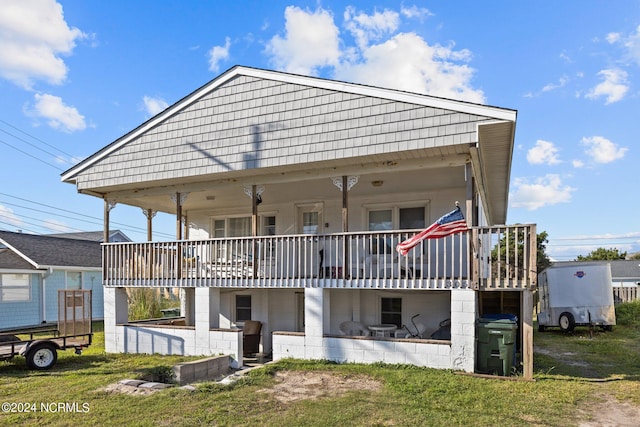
[
  {"x1": 609, "y1": 260, "x2": 640, "y2": 279},
  {"x1": 46, "y1": 230, "x2": 131, "y2": 243},
  {"x1": 61, "y1": 66, "x2": 516, "y2": 185},
  {"x1": 0, "y1": 231, "x2": 102, "y2": 270},
  {"x1": 61, "y1": 65, "x2": 517, "y2": 225}
]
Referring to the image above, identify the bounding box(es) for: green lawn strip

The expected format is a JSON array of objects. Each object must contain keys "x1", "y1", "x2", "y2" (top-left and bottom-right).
[{"x1": 1, "y1": 304, "x2": 639, "y2": 426}]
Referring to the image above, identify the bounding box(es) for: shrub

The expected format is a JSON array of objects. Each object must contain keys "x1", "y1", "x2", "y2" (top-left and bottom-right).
[{"x1": 615, "y1": 300, "x2": 640, "y2": 327}]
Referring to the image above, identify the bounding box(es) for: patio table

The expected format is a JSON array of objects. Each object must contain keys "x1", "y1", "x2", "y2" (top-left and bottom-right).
[{"x1": 367, "y1": 324, "x2": 398, "y2": 337}]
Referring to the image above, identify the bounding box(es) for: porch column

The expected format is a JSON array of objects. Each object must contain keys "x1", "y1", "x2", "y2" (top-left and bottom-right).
[
  {"x1": 175, "y1": 192, "x2": 183, "y2": 240},
  {"x1": 104, "y1": 287, "x2": 128, "y2": 353},
  {"x1": 103, "y1": 199, "x2": 117, "y2": 243},
  {"x1": 304, "y1": 287, "x2": 329, "y2": 360},
  {"x1": 181, "y1": 288, "x2": 195, "y2": 326},
  {"x1": 450, "y1": 289, "x2": 477, "y2": 373},
  {"x1": 465, "y1": 162, "x2": 476, "y2": 226},
  {"x1": 142, "y1": 209, "x2": 156, "y2": 241},
  {"x1": 332, "y1": 176, "x2": 358, "y2": 278},
  {"x1": 194, "y1": 288, "x2": 221, "y2": 355},
  {"x1": 521, "y1": 290, "x2": 534, "y2": 380},
  {"x1": 341, "y1": 176, "x2": 348, "y2": 232}
]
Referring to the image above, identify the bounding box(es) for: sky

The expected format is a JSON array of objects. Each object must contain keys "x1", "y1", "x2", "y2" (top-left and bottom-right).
[{"x1": 0, "y1": 0, "x2": 639, "y2": 261}]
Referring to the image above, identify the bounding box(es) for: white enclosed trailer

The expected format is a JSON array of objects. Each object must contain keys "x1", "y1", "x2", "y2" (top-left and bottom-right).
[{"x1": 537, "y1": 263, "x2": 616, "y2": 332}]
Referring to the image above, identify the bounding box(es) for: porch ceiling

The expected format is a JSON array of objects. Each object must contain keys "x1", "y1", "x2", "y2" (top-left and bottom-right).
[{"x1": 90, "y1": 146, "x2": 471, "y2": 214}]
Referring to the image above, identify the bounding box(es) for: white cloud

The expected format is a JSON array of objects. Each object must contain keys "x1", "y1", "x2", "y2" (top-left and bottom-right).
[
  {"x1": 542, "y1": 76, "x2": 569, "y2": 92},
  {"x1": 510, "y1": 174, "x2": 575, "y2": 210},
  {"x1": 527, "y1": 140, "x2": 561, "y2": 165},
  {"x1": 606, "y1": 32, "x2": 621, "y2": 44},
  {"x1": 0, "y1": 204, "x2": 22, "y2": 227},
  {"x1": 585, "y1": 68, "x2": 629, "y2": 104},
  {"x1": 265, "y1": 6, "x2": 484, "y2": 103},
  {"x1": 142, "y1": 95, "x2": 169, "y2": 117},
  {"x1": 400, "y1": 5, "x2": 433, "y2": 20},
  {"x1": 572, "y1": 159, "x2": 584, "y2": 168},
  {"x1": 581, "y1": 136, "x2": 627, "y2": 163},
  {"x1": 208, "y1": 37, "x2": 231, "y2": 72},
  {"x1": 607, "y1": 25, "x2": 640, "y2": 66},
  {"x1": 27, "y1": 93, "x2": 86, "y2": 133},
  {"x1": 344, "y1": 6, "x2": 399, "y2": 49},
  {"x1": 623, "y1": 25, "x2": 640, "y2": 65},
  {"x1": 0, "y1": 0, "x2": 85, "y2": 89},
  {"x1": 265, "y1": 6, "x2": 341, "y2": 75},
  {"x1": 335, "y1": 33, "x2": 484, "y2": 103}
]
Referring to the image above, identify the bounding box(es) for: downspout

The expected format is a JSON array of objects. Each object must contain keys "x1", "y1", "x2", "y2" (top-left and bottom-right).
[{"x1": 41, "y1": 268, "x2": 53, "y2": 323}]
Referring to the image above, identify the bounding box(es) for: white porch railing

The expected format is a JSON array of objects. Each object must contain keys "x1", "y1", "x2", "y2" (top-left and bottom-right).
[{"x1": 102, "y1": 225, "x2": 536, "y2": 290}]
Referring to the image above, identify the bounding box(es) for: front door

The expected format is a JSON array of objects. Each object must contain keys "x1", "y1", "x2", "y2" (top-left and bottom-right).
[{"x1": 297, "y1": 204, "x2": 323, "y2": 277}]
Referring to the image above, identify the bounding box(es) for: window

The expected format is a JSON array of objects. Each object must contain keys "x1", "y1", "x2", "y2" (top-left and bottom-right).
[
  {"x1": 228, "y1": 217, "x2": 251, "y2": 237},
  {"x1": 263, "y1": 215, "x2": 276, "y2": 236},
  {"x1": 399, "y1": 207, "x2": 425, "y2": 229},
  {"x1": 302, "y1": 211, "x2": 319, "y2": 234},
  {"x1": 368, "y1": 209, "x2": 392, "y2": 231},
  {"x1": 0, "y1": 274, "x2": 30, "y2": 302},
  {"x1": 235, "y1": 295, "x2": 252, "y2": 322},
  {"x1": 212, "y1": 215, "x2": 276, "y2": 237},
  {"x1": 368, "y1": 206, "x2": 426, "y2": 231},
  {"x1": 381, "y1": 297, "x2": 402, "y2": 327}
]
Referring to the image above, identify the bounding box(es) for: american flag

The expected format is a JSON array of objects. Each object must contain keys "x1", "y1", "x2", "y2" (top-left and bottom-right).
[{"x1": 396, "y1": 206, "x2": 468, "y2": 256}]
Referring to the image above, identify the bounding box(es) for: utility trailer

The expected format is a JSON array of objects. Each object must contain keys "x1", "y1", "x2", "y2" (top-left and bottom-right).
[
  {"x1": 0, "y1": 290, "x2": 92, "y2": 370},
  {"x1": 537, "y1": 263, "x2": 616, "y2": 332}
]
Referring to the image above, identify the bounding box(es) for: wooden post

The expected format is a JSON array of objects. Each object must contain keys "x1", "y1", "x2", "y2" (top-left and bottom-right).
[
  {"x1": 175, "y1": 193, "x2": 183, "y2": 280},
  {"x1": 252, "y1": 184, "x2": 259, "y2": 278},
  {"x1": 175, "y1": 192, "x2": 183, "y2": 241},
  {"x1": 465, "y1": 163, "x2": 474, "y2": 226},
  {"x1": 521, "y1": 289, "x2": 534, "y2": 380},
  {"x1": 342, "y1": 176, "x2": 348, "y2": 232},
  {"x1": 103, "y1": 199, "x2": 111, "y2": 244},
  {"x1": 342, "y1": 176, "x2": 348, "y2": 279}
]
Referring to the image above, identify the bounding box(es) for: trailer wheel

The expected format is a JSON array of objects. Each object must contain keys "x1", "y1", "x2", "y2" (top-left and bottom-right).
[
  {"x1": 25, "y1": 343, "x2": 58, "y2": 370},
  {"x1": 559, "y1": 312, "x2": 575, "y2": 333},
  {"x1": 538, "y1": 324, "x2": 546, "y2": 332}
]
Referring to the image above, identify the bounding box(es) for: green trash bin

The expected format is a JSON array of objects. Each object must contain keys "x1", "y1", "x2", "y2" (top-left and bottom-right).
[
  {"x1": 476, "y1": 315, "x2": 518, "y2": 376},
  {"x1": 160, "y1": 307, "x2": 181, "y2": 318}
]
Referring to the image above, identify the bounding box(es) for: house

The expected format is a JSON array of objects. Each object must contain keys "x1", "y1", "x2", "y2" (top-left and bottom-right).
[
  {"x1": 61, "y1": 66, "x2": 536, "y2": 377},
  {"x1": 0, "y1": 231, "x2": 103, "y2": 330},
  {"x1": 48, "y1": 230, "x2": 132, "y2": 243}
]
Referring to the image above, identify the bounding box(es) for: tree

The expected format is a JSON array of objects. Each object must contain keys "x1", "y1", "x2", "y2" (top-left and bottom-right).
[
  {"x1": 536, "y1": 231, "x2": 552, "y2": 272},
  {"x1": 491, "y1": 229, "x2": 551, "y2": 277},
  {"x1": 576, "y1": 247, "x2": 627, "y2": 261}
]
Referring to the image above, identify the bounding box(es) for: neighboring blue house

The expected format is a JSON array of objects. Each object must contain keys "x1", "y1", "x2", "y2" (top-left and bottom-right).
[{"x1": 0, "y1": 231, "x2": 103, "y2": 330}]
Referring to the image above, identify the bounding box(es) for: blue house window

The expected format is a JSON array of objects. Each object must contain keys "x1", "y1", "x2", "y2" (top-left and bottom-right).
[{"x1": 0, "y1": 274, "x2": 30, "y2": 302}]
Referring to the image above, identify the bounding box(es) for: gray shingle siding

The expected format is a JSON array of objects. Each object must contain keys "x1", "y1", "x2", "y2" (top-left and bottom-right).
[{"x1": 76, "y1": 75, "x2": 494, "y2": 191}]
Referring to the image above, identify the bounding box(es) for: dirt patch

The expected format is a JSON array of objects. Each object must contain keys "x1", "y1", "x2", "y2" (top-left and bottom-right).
[
  {"x1": 99, "y1": 380, "x2": 173, "y2": 395},
  {"x1": 578, "y1": 391, "x2": 640, "y2": 427},
  {"x1": 258, "y1": 370, "x2": 382, "y2": 403},
  {"x1": 536, "y1": 345, "x2": 640, "y2": 426}
]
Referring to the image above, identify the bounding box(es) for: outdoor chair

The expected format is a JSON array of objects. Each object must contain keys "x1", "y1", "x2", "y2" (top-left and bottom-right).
[
  {"x1": 242, "y1": 320, "x2": 262, "y2": 357},
  {"x1": 339, "y1": 321, "x2": 369, "y2": 336}
]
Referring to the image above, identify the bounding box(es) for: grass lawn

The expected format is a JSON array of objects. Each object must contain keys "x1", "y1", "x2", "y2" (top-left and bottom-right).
[{"x1": 1, "y1": 308, "x2": 640, "y2": 426}]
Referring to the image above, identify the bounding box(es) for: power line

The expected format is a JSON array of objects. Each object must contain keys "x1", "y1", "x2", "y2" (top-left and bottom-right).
[
  {"x1": 0, "y1": 191, "x2": 175, "y2": 239},
  {"x1": 0, "y1": 137, "x2": 64, "y2": 171},
  {"x1": 0, "y1": 127, "x2": 72, "y2": 166},
  {"x1": 0, "y1": 119, "x2": 74, "y2": 158}
]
